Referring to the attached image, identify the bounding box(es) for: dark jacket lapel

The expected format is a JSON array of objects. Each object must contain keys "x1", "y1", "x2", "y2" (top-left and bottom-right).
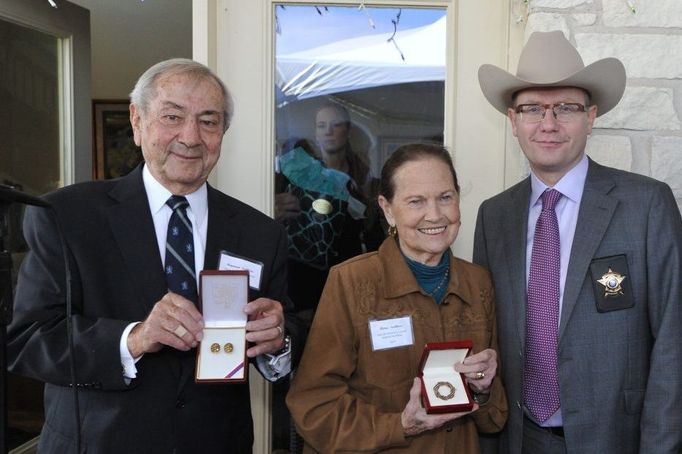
[
  {"x1": 504, "y1": 178, "x2": 532, "y2": 349},
  {"x1": 105, "y1": 167, "x2": 167, "y2": 315}
]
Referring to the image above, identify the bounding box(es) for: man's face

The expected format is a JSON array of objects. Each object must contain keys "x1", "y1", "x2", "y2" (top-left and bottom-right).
[
  {"x1": 507, "y1": 87, "x2": 597, "y2": 185},
  {"x1": 130, "y1": 72, "x2": 225, "y2": 195},
  {"x1": 315, "y1": 107, "x2": 350, "y2": 156}
]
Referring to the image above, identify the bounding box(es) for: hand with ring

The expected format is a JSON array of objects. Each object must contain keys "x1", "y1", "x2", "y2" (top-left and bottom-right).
[
  {"x1": 127, "y1": 292, "x2": 205, "y2": 358},
  {"x1": 243, "y1": 297, "x2": 285, "y2": 357},
  {"x1": 454, "y1": 348, "x2": 497, "y2": 394}
]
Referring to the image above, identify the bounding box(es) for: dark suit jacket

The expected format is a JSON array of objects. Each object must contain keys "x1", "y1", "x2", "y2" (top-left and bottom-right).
[
  {"x1": 8, "y1": 166, "x2": 301, "y2": 453},
  {"x1": 473, "y1": 159, "x2": 682, "y2": 453}
]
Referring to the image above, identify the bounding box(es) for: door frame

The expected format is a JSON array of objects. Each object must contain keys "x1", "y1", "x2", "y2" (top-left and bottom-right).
[{"x1": 193, "y1": 1, "x2": 515, "y2": 451}]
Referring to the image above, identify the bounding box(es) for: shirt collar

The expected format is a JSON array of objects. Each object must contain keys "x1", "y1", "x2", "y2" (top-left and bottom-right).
[
  {"x1": 142, "y1": 164, "x2": 208, "y2": 224},
  {"x1": 529, "y1": 153, "x2": 588, "y2": 207}
]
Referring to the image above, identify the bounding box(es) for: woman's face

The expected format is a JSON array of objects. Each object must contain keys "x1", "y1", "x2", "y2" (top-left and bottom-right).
[
  {"x1": 315, "y1": 107, "x2": 350, "y2": 156},
  {"x1": 378, "y1": 157, "x2": 460, "y2": 266}
]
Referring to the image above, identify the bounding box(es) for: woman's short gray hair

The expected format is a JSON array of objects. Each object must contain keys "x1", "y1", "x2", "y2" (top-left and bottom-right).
[{"x1": 129, "y1": 58, "x2": 234, "y2": 132}]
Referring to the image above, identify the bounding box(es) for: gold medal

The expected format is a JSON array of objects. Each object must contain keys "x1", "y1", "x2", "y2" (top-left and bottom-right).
[
  {"x1": 224, "y1": 343, "x2": 234, "y2": 353},
  {"x1": 210, "y1": 343, "x2": 220, "y2": 353},
  {"x1": 597, "y1": 268, "x2": 626, "y2": 297},
  {"x1": 312, "y1": 198, "x2": 333, "y2": 215},
  {"x1": 433, "y1": 381, "x2": 456, "y2": 400}
]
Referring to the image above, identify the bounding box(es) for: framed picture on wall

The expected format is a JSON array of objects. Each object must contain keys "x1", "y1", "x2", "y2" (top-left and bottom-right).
[{"x1": 93, "y1": 100, "x2": 143, "y2": 180}]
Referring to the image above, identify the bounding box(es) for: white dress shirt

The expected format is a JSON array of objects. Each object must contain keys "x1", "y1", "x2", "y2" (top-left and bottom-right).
[{"x1": 120, "y1": 165, "x2": 289, "y2": 381}]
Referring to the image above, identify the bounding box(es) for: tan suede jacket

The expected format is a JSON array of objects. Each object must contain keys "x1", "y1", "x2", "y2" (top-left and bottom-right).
[{"x1": 287, "y1": 238, "x2": 508, "y2": 453}]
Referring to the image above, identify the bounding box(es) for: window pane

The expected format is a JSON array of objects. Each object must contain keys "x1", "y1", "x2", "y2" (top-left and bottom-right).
[
  {"x1": 0, "y1": 17, "x2": 60, "y2": 450},
  {"x1": 0, "y1": 20, "x2": 61, "y2": 195},
  {"x1": 272, "y1": 5, "x2": 446, "y2": 452}
]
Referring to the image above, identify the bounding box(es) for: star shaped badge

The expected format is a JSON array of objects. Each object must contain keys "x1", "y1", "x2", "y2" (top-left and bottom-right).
[{"x1": 597, "y1": 268, "x2": 626, "y2": 298}]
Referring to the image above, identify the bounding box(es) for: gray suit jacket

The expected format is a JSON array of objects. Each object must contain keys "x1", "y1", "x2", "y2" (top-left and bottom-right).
[{"x1": 473, "y1": 158, "x2": 682, "y2": 453}]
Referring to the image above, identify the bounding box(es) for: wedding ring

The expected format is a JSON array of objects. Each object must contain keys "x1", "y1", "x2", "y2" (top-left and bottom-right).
[
  {"x1": 475, "y1": 372, "x2": 485, "y2": 380},
  {"x1": 276, "y1": 325, "x2": 284, "y2": 338},
  {"x1": 224, "y1": 343, "x2": 234, "y2": 353},
  {"x1": 173, "y1": 325, "x2": 188, "y2": 337},
  {"x1": 433, "y1": 381, "x2": 456, "y2": 400},
  {"x1": 210, "y1": 343, "x2": 220, "y2": 353}
]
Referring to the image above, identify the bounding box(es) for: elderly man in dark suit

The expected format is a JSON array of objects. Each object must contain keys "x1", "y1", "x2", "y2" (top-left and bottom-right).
[
  {"x1": 8, "y1": 59, "x2": 300, "y2": 453},
  {"x1": 473, "y1": 31, "x2": 682, "y2": 453}
]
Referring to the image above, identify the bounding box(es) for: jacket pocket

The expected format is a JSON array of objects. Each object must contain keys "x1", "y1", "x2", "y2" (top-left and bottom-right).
[
  {"x1": 360, "y1": 330, "x2": 417, "y2": 389},
  {"x1": 624, "y1": 388, "x2": 644, "y2": 415}
]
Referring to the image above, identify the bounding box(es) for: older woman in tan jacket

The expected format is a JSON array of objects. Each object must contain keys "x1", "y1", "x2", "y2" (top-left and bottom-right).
[{"x1": 287, "y1": 144, "x2": 507, "y2": 453}]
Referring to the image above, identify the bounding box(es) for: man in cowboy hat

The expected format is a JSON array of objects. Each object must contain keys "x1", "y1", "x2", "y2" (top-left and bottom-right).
[{"x1": 473, "y1": 30, "x2": 682, "y2": 453}]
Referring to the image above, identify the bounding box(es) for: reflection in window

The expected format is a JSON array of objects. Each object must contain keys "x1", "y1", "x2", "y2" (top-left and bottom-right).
[
  {"x1": 272, "y1": 5, "x2": 447, "y2": 452},
  {"x1": 0, "y1": 17, "x2": 60, "y2": 450}
]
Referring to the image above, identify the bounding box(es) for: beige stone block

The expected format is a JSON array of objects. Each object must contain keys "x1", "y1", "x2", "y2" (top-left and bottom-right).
[
  {"x1": 573, "y1": 13, "x2": 597, "y2": 26},
  {"x1": 603, "y1": 0, "x2": 682, "y2": 27},
  {"x1": 595, "y1": 87, "x2": 680, "y2": 131},
  {"x1": 525, "y1": 13, "x2": 569, "y2": 40},
  {"x1": 585, "y1": 135, "x2": 632, "y2": 171},
  {"x1": 652, "y1": 136, "x2": 682, "y2": 204},
  {"x1": 576, "y1": 33, "x2": 682, "y2": 79},
  {"x1": 532, "y1": 0, "x2": 593, "y2": 8}
]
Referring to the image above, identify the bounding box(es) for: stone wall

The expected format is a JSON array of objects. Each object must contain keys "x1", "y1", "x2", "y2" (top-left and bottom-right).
[{"x1": 522, "y1": 0, "x2": 682, "y2": 211}]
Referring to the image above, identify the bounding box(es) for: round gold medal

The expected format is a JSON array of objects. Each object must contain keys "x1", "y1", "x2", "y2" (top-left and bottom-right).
[{"x1": 433, "y1": 381, "x2": 456, "y2": 400}]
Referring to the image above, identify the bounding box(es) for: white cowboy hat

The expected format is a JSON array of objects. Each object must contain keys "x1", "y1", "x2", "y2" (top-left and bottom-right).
[{"x1": 478, "y1": 30, "x2": 626, "y2": 117}]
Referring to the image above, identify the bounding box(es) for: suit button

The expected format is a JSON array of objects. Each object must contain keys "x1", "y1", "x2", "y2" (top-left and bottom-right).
[
  {"x1": 441, "y1": 298, "x2": 449, "y2": 306},
  {"x1": 176, "y1": 399, "x2": 185, "y2": 409}
]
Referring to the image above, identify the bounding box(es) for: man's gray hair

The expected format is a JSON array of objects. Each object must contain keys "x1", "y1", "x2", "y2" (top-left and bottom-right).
[{"x1": 129, "y1": 58, "x2": 234, "y2": 132}]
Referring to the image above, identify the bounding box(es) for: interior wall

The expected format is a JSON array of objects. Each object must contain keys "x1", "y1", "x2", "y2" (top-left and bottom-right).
[{"x1": 68, "y1": 0, "x2": 192, "y2": 100}]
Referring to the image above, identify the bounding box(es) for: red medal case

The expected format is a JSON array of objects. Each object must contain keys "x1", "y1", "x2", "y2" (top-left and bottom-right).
[
  {"x1": 195, "y1": 270, "x2": 249, "y2": 383},
  {"x1": 418, "y1": 340, "x2": 474, "y2": 414}
]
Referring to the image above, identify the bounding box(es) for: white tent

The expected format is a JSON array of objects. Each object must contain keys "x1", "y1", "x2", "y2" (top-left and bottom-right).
[{"x1": 276, "y1": 16, "x2": 445, "y2": 102}]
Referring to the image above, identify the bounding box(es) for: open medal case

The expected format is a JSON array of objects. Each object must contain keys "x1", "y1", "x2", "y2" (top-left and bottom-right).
[
  {"x1": 418, "y1": 340, "x2": 474, "y2": 413},
  {"x1": 195, "y1": 270, "x2": 249, "y2": 383}
]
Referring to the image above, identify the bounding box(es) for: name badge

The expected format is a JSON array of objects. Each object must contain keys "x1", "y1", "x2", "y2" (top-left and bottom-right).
[
  {"x1": 369, "y1": 315, "x2": 414, "y2": 351},
  {"x1": 219, "y1": 251, "x2": 263, "y2": 290}
]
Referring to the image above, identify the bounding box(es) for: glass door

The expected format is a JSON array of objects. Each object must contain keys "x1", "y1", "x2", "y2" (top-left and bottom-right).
[
  {"x1": 0, "y1": 0, "x2": 90, "y2": 450},
  {"x1": 272, "y1": 5, "x2": 446, "y2": 452}
]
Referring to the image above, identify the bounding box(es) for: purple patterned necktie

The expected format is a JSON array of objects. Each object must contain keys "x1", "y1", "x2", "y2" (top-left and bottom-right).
[{"x1": 524, "y1": 188, "x2": 562, "y2": 422}]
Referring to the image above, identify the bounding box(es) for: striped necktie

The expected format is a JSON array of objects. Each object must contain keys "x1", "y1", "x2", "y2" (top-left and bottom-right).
[{"x1": 165, "y1": 195, "x2": 197, "y2": 304}]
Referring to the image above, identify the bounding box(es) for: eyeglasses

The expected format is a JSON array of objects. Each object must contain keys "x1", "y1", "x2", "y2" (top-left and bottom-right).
[{"x1": 514, "y1": 103, "x2": 588, "y2": 123}]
